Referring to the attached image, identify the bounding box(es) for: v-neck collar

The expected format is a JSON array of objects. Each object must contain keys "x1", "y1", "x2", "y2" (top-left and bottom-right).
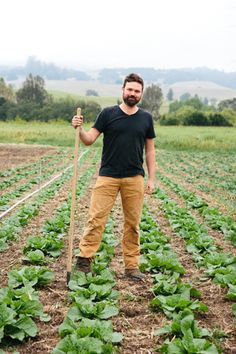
[{"x1": 118, "y1": 105, "x2": 139, "y2": 117}]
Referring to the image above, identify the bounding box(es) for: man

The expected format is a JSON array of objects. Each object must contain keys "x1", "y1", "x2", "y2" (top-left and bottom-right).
[{"x1": 72, "y1": 73, "x2": 156, "y2": 281}]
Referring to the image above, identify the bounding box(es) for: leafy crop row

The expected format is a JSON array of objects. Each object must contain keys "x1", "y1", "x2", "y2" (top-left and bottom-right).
[
  {"x1": 0, "y1": 155, "x2": 98, "y2": 353},
  {"x1": 0, "y1": 265, "x2": 53, "y2": 345},
  {"x1": 141, "y1": 208, "x2": 221, "y2": 354},
  {"x1": 157, "y1": 172, "x2": 236, "y2": 246},
  {"x1": 0, "y1": 151, "x2": 91, "y2": 252},
  {"x1": 153, "y1": 187, "x2": 236, "y2": 335},
  {"x1": 23, "y1": 162, "x2": 97, "y2": 264},
  {"x1": 156, "y1": 151, "x2": 236, "y2": 213},
  {"x1": 52, "y1": 217, "x2": 123, "y2": 354},
  {"x1": 139, "y1": 205, "x2": 221, "y2": 353},
  {"x1": 0, "y1": 156, "x2": 74, "y2": 211},
  {"x1": 0, "y1": 150, "x2": 70, "y2": 190}
]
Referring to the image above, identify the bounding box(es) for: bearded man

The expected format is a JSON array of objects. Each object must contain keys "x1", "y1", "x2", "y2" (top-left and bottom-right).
[{"x1": 71, "y1": 73, "x2": 156, "y2": 281}]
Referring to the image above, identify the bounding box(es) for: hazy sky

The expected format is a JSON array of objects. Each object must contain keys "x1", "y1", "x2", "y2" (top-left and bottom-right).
[{"x1": 1, "y1": 0, "x2": 235, "y2": 72}]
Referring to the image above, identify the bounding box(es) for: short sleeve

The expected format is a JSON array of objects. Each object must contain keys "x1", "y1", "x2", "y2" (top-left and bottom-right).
[
  {"x1": 146, "y1": 115, "x2": 156, "y2": 139},
  {"x1": 92, "y1": 109, "x2": 107, "y2": 133}
]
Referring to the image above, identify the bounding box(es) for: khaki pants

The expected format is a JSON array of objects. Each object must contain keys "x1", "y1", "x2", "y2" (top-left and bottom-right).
[{"x1": 79, "y1": 175, "x2": 144, "y2": 269}]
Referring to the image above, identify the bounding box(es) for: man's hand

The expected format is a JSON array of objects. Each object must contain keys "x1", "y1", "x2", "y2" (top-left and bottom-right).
[
  {"x1": 145, "y1": 178, "x2": 155, "y2": 194},
  {"x1": 72, "y1": 115, "x2": 83, "y2": 129}
]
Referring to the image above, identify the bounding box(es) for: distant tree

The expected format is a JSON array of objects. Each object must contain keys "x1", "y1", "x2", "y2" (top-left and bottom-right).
[
  {"x1": 169, "y1": 99, "x2": 185, "y2": 113},
  {"x1": 207, "y1": 112, "x2": 232, "y2": 126},
  {"x1": 159, "y1": 114, "x2": 180, "y2": 125},
  {"x1": 203, "y1": 97, "x2": 209, "y2": 105},
  {"x1": 86, "y1": 89, "x2": 99, "y2": 97},
  {"x1": 220, "y1": 108, "x2": 236, "y2": 126},
  {"x1": 16, "y1": 74, "x2": 51, "y2": 106},
  {"x1": 175, "y1": 106, "x2": 197, "y2": 124},
  {"x1": 185, "y1": 97, "x2": 203, "y2": 110},
  {"x1": 169, "y1": 96, "x2": 208, "y2": 114},
  {"x1": 0, "y1": 96, "x2": 8, "y2": 120},
  {"x1": 183, "y1": 111, "x2": 208, "y2": 126},
  {"x1": 166, "y1": 88, "x2": 174, "y2": 101},
  {"x1": 0, "y1": 77, "x2": 15, "y2": 101},
  {"x1": 141, "y1": 84, "x2": 163, "y2": 120},
  {"x1": 179, "y1": 92, "x2": 191, "y2": 102},
  {"x1": 218, "y1": 97, "x2": 236, "y2": 111}
]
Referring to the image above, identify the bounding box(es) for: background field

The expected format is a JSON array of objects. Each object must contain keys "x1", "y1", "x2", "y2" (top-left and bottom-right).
[{"x1": 1, "y1": 121, "x2": 236, "y2": 153}]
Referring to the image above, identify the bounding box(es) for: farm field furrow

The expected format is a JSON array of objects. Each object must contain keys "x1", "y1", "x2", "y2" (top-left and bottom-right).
[
  {"x1": 158, "y1": 162, "x2": 236, "y2": 219},
  {"x1": 0, "y1": 152, "x2": 95, "y2": 285},
  {"x1": 157, "y1": 173, "x2": 236, "y2": 248},
  {"x1": 150, "y1": 187, "x2": 236, "y2": 351},
  {"x1": 157, "y1": 150, "x2": 236, "y2": 186},
  {"x1": 0, "y1": 149, "x2": 72, "y2": 198},
  {"x1": 0, "y1": 139, "x2": 235, "y2": 354},
  {"x1": 147, "y1": 192, "x2": 236, "y2": 352},
  {"x1": 0, "y1": 148, "x2": 93, "y2": 252},
  {"x1": 158, "y1": 164, "x2": 235, "y2": 218},
  {"x1": 0, "y1": 153, "x2": 98, "y2": 353},
  {"x1": 110, "y1": 198, "x2": 162, "y2": 353},
  {"x1": 157, "y1": 150, "x2": 236, "y2": 213}
]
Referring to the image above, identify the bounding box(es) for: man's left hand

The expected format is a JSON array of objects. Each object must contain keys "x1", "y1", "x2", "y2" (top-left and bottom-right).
[{"x1": 145, "y1": 179, "x2": 155, "y2": 194}]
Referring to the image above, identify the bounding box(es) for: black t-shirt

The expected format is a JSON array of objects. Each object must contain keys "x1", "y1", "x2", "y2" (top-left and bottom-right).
[{"x1": 93, "y1": 105, "x2": 156, "y2": 178}]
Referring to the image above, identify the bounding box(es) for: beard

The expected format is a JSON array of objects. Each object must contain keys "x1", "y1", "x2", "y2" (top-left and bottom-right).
[{"x1": 123, "y1": 94, "x2": 141, "y2": 107}]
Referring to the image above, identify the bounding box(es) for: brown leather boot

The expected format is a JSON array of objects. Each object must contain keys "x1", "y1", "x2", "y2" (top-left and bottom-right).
[
  {"x1": 76, "y1": 256, "x2": 92, "y2": 273},
  {"x1": 124, "y1": 269, "x2": 144, "y2": 281}
]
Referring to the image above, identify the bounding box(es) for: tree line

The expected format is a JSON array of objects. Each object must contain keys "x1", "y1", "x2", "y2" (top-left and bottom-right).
[
  {"x1": 0, "y1": 74, "x2": 235, "y2": 126},
  {"x1": 0, "y1": 75, "x2": 101, "y2": 122},
  {"x1": 161, "y1": 94, "x2": 236, "y2": 126}
]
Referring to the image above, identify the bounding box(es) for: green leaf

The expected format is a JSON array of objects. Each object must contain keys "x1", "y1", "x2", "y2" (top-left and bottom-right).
[
  {"x1": 59, "y1": 316, "x2": 78, "y2": 337},
  {"x1": 8, "y1": 266, "x2": 54, "y2": 288},
  {"x1": 111, "y1": 332, "x2": 123, "y2": 343},
  {"x1": 232, "y1": 303, "x2": 236, "y2": 318},
  {"x1": 180, "y1": 312, "x2": 195, "y2": 336},
  {"x1": 24, "y1": 250, "x2": 46, "y2": 265},
  {"x1": 69, "y1": 272, "x2": 88, "y2": 289},
  {"x1": 5, "y1": 326, "x2": 25, "y2": 341},
  {"x1": 52, "y1": 335, "x2": 104, "y2": 353},
  {"x1": 14, "y1": 316, "x2": 38, "y2": 337},
  {"x1": 0, "y1": 303, "x2": 16, "y2": 327},
  {"x1": 154, "y1": 324, "x2": 172, "y2": 336},
  {"x1": 226, "y1": 284, "x2": 236, "y2": 301},
  {"x1": 40, "y1": 313, "x2": 51, "y2": 322},
  {"x1": 98, "y1": 304, "x2": 119, "y2": 319},
  {"x1": 159, "y1": 338, "x2": 186, "y2": 353}
]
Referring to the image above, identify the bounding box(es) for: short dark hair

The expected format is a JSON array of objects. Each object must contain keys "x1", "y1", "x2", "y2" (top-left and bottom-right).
[{"x1": 122, "y1": 73, "x2": 144, "y2": 90}]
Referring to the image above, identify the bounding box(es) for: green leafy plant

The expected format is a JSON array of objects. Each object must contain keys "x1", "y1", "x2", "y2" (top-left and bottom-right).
[{"x1": 8, "y1": 266, "x2": 54, "y2": 288}]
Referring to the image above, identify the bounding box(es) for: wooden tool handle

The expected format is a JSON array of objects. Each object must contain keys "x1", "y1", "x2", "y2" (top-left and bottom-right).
[{"x1": 67, "y1": 107, "x2": 81, "y2": 283}]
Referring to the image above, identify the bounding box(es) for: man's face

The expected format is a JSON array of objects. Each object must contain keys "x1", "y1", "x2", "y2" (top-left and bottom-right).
[{"x1": 122, "y1": 82, "x2": 143, "y2": 107}]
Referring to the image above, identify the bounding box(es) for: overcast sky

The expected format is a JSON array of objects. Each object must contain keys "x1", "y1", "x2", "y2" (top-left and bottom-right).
[{"x1": 1, "y1": 0, "x2": 235, "y2": 72}]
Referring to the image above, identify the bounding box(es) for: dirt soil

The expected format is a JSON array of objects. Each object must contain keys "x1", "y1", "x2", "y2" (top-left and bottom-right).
[{"x1": 0, "y1": 143, "x2": 59, "y2": 171}]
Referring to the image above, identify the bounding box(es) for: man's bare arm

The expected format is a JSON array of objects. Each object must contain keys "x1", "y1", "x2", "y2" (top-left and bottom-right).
[{"x1": 145, "y1": 138, "x2": 156, "y2": 193}]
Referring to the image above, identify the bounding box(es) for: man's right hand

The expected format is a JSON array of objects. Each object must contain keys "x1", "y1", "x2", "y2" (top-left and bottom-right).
[{"x1": 72, "y1": 115, "x2": 83, "y2": 129}]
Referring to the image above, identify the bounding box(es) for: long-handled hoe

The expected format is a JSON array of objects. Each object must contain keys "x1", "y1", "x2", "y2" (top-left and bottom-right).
[{"x1": 66, "y1": 108, "x2": 81, "y2": 285}]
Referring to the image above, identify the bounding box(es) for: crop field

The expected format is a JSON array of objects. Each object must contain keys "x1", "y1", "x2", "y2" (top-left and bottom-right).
[{"x1": 0, "y1": 130, "x2": 236, "y2": 353}]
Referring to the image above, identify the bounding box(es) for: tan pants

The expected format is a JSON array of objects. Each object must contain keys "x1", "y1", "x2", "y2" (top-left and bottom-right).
[{"x1": 79, "y1": 175, "x2": 144, "y2": 269}]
